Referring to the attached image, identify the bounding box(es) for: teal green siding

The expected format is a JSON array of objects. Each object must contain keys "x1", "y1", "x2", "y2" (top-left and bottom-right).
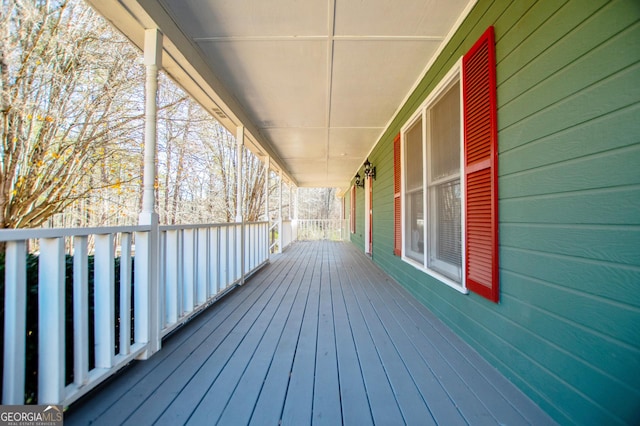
[
  {"x1": 349, "y1": 1, "x2": 640, "y2": 424},
  {"x1": 350, "y1": 182, "x2": 365, "y2": 249}
]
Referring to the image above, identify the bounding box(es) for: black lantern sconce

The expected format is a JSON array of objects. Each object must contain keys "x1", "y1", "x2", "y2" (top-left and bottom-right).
[
  {"x1": 354, "y1": 158, "x2": 376, "y2": 189},
  {"x1": 363, "y1": 158, "x2": 376, "y2": 180}
]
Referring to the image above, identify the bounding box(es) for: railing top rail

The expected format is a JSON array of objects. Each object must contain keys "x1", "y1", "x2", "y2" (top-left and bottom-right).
[
  {"x1": 0, "y1": 221, "x2": 271, "y2": 241},
  {"x1": 296, "y1": 219, "x2": 346, "y2": 222},
  {"x1": 159, "y1": 221, "x2": 267, "y2": 232},
  {"x1": 0, "y1": 225, "x2": 152, "y2": 242}
]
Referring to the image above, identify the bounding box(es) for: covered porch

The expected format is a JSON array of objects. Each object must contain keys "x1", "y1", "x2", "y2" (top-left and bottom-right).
[{"x1": 65, "y1": 241, "x2": 554, "y2": 425}]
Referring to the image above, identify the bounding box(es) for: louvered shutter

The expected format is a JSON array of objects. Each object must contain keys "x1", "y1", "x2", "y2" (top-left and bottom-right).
[
  {"x1": 462, "y1": 26, "x2": 499, "y2": 302},
  {"x1": 393, "y1": 133, "x2": 402, "y2": 256}
]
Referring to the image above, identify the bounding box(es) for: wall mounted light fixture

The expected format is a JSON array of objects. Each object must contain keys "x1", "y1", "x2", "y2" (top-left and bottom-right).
[
  {"x1": 363, "y1": 158, "x2": 376, "y2": 180},
  {"x1": 354, "y1": 158, "x2": 376, "y2": 189}
]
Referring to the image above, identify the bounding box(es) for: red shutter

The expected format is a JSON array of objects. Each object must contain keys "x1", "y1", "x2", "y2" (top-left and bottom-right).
[
  {"x1": 463, "y1": 26, "x2": 499, "y2": 303},
  {"x1": 393, "y1": 133, "x2": 402, "y2": 256}
]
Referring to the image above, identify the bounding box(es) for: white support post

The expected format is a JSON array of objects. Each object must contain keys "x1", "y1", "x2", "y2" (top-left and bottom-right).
[
  {"x1": 73, "y1": 237, "x2": 89, "y2": 386},
  {"x1": 236, "y1": 224, "x2": 243, "y2": 281},
  {"x1": 278, "y1": 170, "x2": 283, "y2": 253},
  {"x1": 236, "y1": 126, "x2": 245, "y2": 283},
  {"x1": 140, "y1": 28, "x2": 162, "y2": 223},
  {"x1": 137, "y1": 28, "x2": 162, "y2": 358},
  {"x1": 3, "y1": 241, "x2": 26, "y2": 404},
  {"x1": 264, "y1": 157, "x2": 270, "y2": 222},
  {"x1": 38, "y1": 238, "x2": 65, "y2": 404},
  {"x1": 293, "y1": 187, "x2": 299, "y2": 242},
  {"x1": 236, "y1": 126, "x2": 244, "y2": 223},
  {"x1": 95, "y1": 234, "x2": 115, "y2": 369},
  {"x1": 134, "y1": 229, "x2": 160, "y2": 358},
  {"x1": 288, "y1": 185, "x2": 293, "y2": 220},
  {"x1": 264, "y1": 157, "x2": 271, "y2": 258}
]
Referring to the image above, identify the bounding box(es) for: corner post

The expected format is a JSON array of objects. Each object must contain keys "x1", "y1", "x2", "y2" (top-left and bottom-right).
[
  {"x1": 278, "y1": 170, "x2": 283, "y2": 253},
  {"x1": 264, "y1": 156, "x2": 270, "y2": 259},
  {"x1": 293, "y1": 187, "x2": 299, "y2": 241},
  {"x1": 137, "y1": 28, "x2": 162, "y2": 358},
  {"x1": 236, "y1": 126, "x2": 245, "y2": 283}
]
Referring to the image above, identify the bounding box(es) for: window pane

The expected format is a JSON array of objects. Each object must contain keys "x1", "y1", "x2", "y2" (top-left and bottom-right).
[
  {"x1": 429, "y1": 82, "x2": 460, "y2": 182},
  {"x1": 406, "y1": 190, "x2": 424, "y2": 262},
  {"x1": 427, "y1": 80, "x2": 462, "y2": 282},
  {"x1": 428, "y1": 180, "x2": 461, "y2": 280},
  {"x1": 405, "y1": 117, "x2": 423, "y2": 192}
]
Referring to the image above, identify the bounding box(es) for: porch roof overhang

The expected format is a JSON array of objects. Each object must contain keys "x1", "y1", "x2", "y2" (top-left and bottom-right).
[{"x1": 87, "y1": 0, "x2": 475, "y2": 190}]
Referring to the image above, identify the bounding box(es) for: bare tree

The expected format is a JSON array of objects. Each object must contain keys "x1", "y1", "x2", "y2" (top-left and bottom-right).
[
  {"x1": 297, "y1": 188, "x2": 340, "y2": 220},
  {"x1": 0, "y1": 0, "x2": 144, "y2": 229},
  {"x1": 0, "y1": 0, "x2": 284, "y2": 231},
  {"x1": 205, "y1": 122, "x2": 267, "y2": 222}
]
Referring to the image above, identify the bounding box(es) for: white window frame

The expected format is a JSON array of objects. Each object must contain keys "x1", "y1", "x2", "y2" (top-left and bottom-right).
[
  {"x1": 400, "y1": 59, "x2": 468, "y2": 294},
  {"x1": 403, "y1": 117, "x2": 425, "y2": 263}
]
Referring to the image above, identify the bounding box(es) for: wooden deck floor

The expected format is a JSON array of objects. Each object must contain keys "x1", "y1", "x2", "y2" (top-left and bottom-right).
[{"x1": 66, "y1": 241, "x2": 555, "y2": 425}]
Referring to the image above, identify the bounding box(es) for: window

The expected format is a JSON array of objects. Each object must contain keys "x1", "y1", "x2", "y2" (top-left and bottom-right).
[
  {"x1": 395, "y1": 26, "x2": 499, "y2": 301},
  {"x1": 404, "y1": 117, "x2": 424, "y2": 263},
  {"x1": 427, "y1": 82, "x2": 462, "y2": 281},
  {"x1": 402, "y1": 75, "x2": 462, "y2": 287}
]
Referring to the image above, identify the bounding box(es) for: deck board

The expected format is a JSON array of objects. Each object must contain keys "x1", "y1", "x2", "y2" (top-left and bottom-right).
[
  {"x1": 214, "y1": 245, "x2": 311, "y2": 425},
  {"x1": 65, "y1": 241, "x2": 556, "y2": 425},
  {"x1": 280, "y1": 244, "x2": 322, "y2": 426},
  {"x1": 246, "y1": 245, "x2": 316, "y2": 425},
  {"x1": 331, "y1": 248, "x2": 374, "y2": 426},
  {"x1": 336, "y1": 250, "x2": 408, "y2": 425},
  {"x1": 312, "y1": 247, "x2": 342, "y2": 425}
]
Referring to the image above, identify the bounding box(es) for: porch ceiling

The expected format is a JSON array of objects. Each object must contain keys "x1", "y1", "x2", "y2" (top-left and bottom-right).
[{"x1": 88, "y1": 0, "x2": 473, "y2": 188}]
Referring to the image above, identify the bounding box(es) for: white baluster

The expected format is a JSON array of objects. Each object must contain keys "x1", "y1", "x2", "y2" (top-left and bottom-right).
[
  {"x1": 73, "y1": 236, "x2": 89, "y2": 386},
  {"x1": 119, "y1": 233, "x2": 132, "y2": 356},
  {"x1": 94, "y1": 234, "x2": 115, "y2": 369},
  {"x1": 38, "y1": 237, "x2": 65, "y2": 404},
  {"x1": 3, "y1": 240, "x2": 26, "y2": 404}
]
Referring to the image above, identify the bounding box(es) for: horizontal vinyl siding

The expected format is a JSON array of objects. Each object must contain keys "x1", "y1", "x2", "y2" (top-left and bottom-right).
[
  {"x1": 497, "y1": 3, "x2": 640, "y2": 422},
  {"x1": 370, "y1": 134, "x2": 394, "y2": 259},
  {"x1": 351, "y1": 178, "x2": 365, "y2": 250},
  {"x1": 363, "y1": 1, "x2": 640, "y2": 425}
]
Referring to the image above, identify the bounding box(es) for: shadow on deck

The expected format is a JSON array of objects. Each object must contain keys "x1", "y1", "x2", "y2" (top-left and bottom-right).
[{"x1": 66, "y1": 241, "x2": 555, "y2": 425}]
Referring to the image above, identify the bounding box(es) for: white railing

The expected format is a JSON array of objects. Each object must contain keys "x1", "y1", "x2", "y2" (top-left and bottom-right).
[
  {"x1": 268, "y1": 219, "x2": 296, "y2": 254},
  {"x1": 158, "y1": 222, "x2": 268, "y2": 337},
  {"x1": 281, "y1": 220, "x2": 296, "y2": 251},
  {"x1": 296, "y1": 219, "x2": 348, "y2": 241},
  {"x1": 0, "y1": 221, "x2": 268, "y2": 406},
  {"x1": 268, "y1": 221, "x2": 279, "y2": 253}
]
